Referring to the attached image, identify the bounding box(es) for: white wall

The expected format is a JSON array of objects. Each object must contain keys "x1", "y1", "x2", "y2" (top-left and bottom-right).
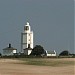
[
  {"x1": 28, "y1": 50, "x2": 32, "y2": 55},
  {"x1": 3, "y1": 50, "x2": 13, "y2": 56},
  {"x1": 13, "y1": 50, "x2": 17, "y2": 53},
  {"x1": 24, "y1": 49, "x2": 32, "y2": 55},
  {"x1": 47, "y1": 54, "x2": 56, "y2": 56}
]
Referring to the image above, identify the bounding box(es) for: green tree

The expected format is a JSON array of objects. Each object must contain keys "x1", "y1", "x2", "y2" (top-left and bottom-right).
[
  {"x1": 59, "y1": 50, "x2": 70, "y2": 56},
  {"x1": 31, "y1": 45, "x2": 45, "y2": 56},
  {"x1": 0, "y1": 53, "x2": 2, "y2": 57}
]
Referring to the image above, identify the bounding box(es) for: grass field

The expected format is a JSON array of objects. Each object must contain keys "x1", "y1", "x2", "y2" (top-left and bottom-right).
[
  {"x1": 0, "y1": 58, "x2": 74, "y2": 75},
  {"x1": 17, "y1": 58, "x2": 74, "y2": 67}
]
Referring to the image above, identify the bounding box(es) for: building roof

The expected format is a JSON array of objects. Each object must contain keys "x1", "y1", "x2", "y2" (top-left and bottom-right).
[
  {"x1": 3, "y1": 44, "x2": 17, "y2": 50},
  {"x1": 46, "y1": 50, "x2": 56, "y2": 54},
  {"x1": 3, "y1": 47, "x2": 17, "y2": 50},
  {"x1": 24, "y1": 48, "x2": 32, "y2": 50}
]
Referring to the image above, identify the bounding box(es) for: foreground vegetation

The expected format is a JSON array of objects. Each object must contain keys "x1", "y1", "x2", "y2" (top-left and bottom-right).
[{"x1": 16, "y1": 58, "x2": 74, "y2": 67}]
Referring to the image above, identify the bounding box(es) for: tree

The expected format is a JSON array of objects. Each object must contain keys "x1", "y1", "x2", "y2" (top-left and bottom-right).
[
  {"x1": 0, "y1": 53, "x2": 2, "y2": 57},
  {"x1": 59, "y1": 50, "x2": 70, "y2": 56},
  {"x1": 30, "y1": 45, "x2": 45, "y2": 56}
]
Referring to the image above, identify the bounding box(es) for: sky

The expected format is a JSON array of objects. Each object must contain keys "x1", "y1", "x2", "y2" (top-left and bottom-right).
[{"x1": 0, "y1": 0, "x2": 74, "y2": 54}]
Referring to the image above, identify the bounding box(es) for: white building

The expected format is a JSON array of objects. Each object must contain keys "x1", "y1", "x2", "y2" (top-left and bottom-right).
[
  {"x1": 46, "y1": 50, "x2": 56, "y2": 57},
  {"x1": 21, "y1": 22, "x2": 33, "y2": 55},
  {"x1": 3, "y1": 44, "x2": 17, "y2": 56}
]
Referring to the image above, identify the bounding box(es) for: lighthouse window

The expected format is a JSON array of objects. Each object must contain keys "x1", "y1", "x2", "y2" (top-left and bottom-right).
[{"x1": 25, "y1": 26, "x2": 29, "y2": 30}]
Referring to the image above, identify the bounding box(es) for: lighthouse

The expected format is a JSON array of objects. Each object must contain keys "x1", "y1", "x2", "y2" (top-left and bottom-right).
[{"x1": 21, "y1": 22, "x2": 33, "y2": 55}]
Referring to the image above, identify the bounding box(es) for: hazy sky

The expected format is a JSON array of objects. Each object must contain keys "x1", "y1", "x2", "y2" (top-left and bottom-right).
[{"x1": 0, "y1": 0, "x2": 74, "y2": 54}]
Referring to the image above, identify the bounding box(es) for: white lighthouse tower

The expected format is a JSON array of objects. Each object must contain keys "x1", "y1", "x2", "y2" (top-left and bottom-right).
[{"x1": 21, "y1": 22, "x2": 33, "y2": 55}]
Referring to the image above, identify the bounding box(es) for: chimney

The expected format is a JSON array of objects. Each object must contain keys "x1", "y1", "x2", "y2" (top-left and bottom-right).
[
  {"x1": 9, "y1": 43, "x2": 11, "y2": 48},
  {"x1": 28, "y1": 44, "x2": 30, "y2": 48}
]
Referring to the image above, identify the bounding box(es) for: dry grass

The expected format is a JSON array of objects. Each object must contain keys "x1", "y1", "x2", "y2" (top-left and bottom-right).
[
  {"x1": 0, "y1": 58, "x2": 74, "y2": 75},
  {"x1": 17, "y1": 58, "x2": 74, "y2": 66}
]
